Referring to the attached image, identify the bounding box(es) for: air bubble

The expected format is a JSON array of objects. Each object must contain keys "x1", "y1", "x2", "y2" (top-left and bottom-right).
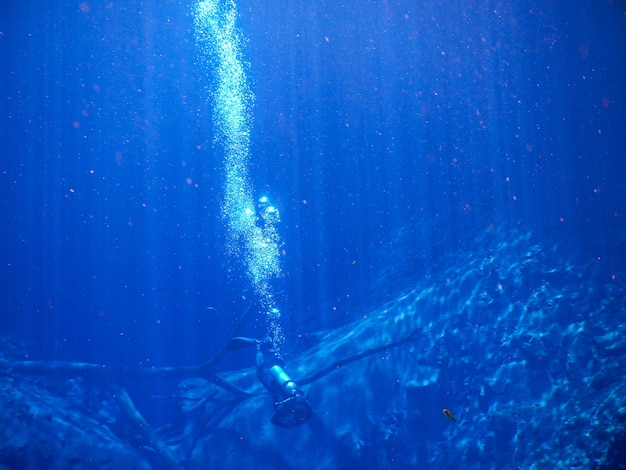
[{"x1": 194, "y1": 0, "x2": 284, "y2": 348}]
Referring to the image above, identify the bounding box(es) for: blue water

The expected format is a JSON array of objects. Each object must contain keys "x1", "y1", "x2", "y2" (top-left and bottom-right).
[{"x1": 1, "y1": 1, "x2": 625, "y2": 468}]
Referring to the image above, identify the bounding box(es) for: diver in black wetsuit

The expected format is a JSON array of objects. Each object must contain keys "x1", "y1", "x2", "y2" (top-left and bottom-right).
[{"x1": 229, "y1": 337, "x2": 312, "y2": 428}]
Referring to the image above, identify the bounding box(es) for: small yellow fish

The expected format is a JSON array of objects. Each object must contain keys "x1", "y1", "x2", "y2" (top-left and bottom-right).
[{"x1": 443, "y1": 408, "x2": 457, "y2": 422}]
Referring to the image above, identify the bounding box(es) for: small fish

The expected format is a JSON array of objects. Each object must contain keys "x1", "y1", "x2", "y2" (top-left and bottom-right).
[{"x1": 443, "y1": 408, "x2": 457, "y2": 422}]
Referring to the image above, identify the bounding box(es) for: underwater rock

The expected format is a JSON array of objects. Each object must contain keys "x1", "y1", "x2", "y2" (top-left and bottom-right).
[
  {"x1": 0, "y1": 373, "x2": 151, "y2": 469},
  {"x1": 180, "y1": 231, "x2": 626, "y2": 469},
  {"x1": 1, "y1": 230, "x2": 625, "y2": 469}
]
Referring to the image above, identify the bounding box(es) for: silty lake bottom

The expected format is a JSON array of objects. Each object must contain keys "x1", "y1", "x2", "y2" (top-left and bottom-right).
[{"x1": 1, "y1": 1, "x2": 625, "y2": 469}]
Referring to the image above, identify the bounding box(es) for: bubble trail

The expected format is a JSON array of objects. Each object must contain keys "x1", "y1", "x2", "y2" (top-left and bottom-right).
[{"x1": 193, "y1": 0, "x2": 284, "y2": 347}]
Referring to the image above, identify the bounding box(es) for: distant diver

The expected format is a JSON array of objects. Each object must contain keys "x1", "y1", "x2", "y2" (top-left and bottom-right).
[{"x1": 229, "y1": 337, "x2": 312, "y2": 428}]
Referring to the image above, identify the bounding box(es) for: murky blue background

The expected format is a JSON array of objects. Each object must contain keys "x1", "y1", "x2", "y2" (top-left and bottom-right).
[{"x1": 1, "y1": 0, "x2": 625, "y2": 444}]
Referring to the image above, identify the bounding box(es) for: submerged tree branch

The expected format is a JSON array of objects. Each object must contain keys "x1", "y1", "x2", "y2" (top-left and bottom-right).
[
  {"x1": 299, "y1": 327, "x2": 427, "y2": 386},
  {"x1": 111, "y1": 382, "x2": 181, "y2": 470},
  {"x1": 0, "y1": 304, "x2": 259, "y2": 394}
]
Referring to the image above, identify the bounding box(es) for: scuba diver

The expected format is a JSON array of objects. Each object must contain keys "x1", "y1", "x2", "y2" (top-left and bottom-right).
[{"x1": 228, "y1": 337, "x2": 312, "y2": 428}]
